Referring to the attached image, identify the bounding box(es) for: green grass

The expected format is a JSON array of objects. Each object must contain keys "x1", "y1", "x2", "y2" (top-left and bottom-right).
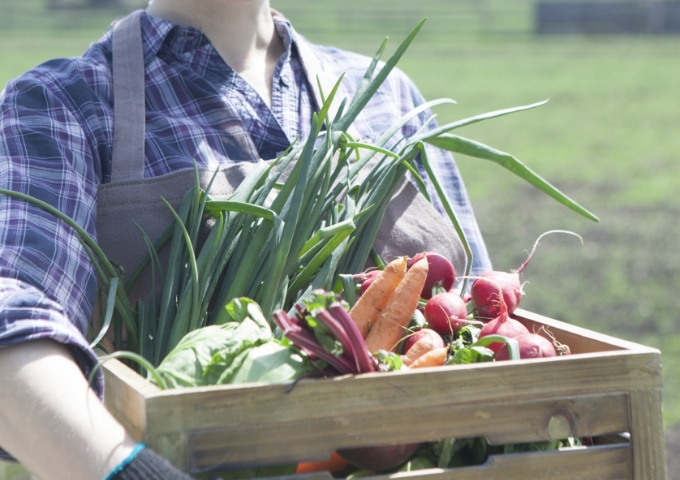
[{"x1": 1, "y1": 0, "x2": 679, "y2": 425}]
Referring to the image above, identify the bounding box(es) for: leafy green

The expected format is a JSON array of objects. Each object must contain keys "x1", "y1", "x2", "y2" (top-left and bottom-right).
[
  {"x1": 229, "y1": 342, "x2": 310, "y2": 384},
  {"x1": 448, "y1": 346, "x2": 495, "y2": 365},
  {"x1": 154, "y1": 298, "x2": 309, "y2": 388},
  {"x1": 376, "y1": 350, "x2": 404, "y2": 372}
]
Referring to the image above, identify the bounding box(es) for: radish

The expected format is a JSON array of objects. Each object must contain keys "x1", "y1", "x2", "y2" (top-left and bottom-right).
[
  {"x1": 495, "y1": 333, "x2": 557, "y2": 361},
  {"x1": 402, "y1": 328, "x2": 444, "y2": 355},
  {"x1": 424, "y1": 292, "x2": 468, "y2": 335},
  {"x1": 355, "y1": 269, "x2": 382, "y2": 296},
  {"x1": 471, "y1": 230, "x2": 582, "y2": 318},
  {"x1": 450, "y1": 288, "x2": 471, "y2": 303},
  {"x1": 409, "y1": 252, "x2": 455, "y2": 299},
  {"x1": 477, "y1": 286, "x2": 529, "y2": 354}
]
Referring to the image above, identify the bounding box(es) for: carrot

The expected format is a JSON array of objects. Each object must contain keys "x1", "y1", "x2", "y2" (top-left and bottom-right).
[
  {"x1": 349, "y1": 257, "x2": 407, "y2": 338},
  {"x1": 364, "y1": 258, "x2": 428, "y2": 353},
  {"x1": 296, "y1": 451, "x2": 349, "y2": 474},
  {"x1": 402, "y1": 332, "x2": 444, "y2": 367},
  {"x1": 409, "y1": 346, "x2": 449, "y2": 369}
]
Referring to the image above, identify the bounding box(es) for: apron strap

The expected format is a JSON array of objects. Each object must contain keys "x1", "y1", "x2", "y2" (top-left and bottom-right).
[{"x1": 111, "y1": 10, "x2": 146, "y2": 182}]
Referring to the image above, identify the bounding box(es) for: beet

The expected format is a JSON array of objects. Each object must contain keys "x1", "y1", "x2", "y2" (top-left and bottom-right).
[
  {"x1": 337, "y1": 443, "x2": 421, "y2": 472},
  {"x1": 495, "y1": 333, "x2": 557, "y2": 361},
  {"x1": 409, "y1": 252, "x2": 455, "y2": 299},
  {"x1": 424, "y1": 292, "x2": 468, "y2": 335}
]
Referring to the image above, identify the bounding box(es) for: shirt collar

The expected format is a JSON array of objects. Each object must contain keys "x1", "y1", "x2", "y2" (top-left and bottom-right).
[{"x1": 137, "y1": 10, "x2": 297, "y2": 65}]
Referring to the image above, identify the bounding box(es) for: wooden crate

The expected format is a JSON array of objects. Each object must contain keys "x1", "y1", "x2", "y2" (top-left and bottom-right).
[{"x1": 102, "y1": 309, "x2": 667, "y2": 479}]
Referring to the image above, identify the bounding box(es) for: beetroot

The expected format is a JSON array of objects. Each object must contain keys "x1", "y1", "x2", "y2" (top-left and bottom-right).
[
  {"x1": 424, "y1": 292, "x2": 468, "y2": 335},
  {"x1": 471, "y1": 230, "x2": 582, "y2": 318},
  {"x1": 495, "y1": 333, "x2": 557, "y2": 361},
  {"x1": 409, "y1": 252, "x2": 455, "y2": 299},
  {"x1": 402, "y1": 328, "x2": 444, "y2": 355},
  {"x1": 338, "y1": 443, "x2": 421, "y2": 472}
]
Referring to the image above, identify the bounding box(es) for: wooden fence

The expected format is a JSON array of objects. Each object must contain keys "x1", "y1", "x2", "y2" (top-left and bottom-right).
[{"x1": 536, "y1": 1, "x2": 680, "y2": 34}]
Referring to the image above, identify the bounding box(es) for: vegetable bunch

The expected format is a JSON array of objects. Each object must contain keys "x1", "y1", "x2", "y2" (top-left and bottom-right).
[
  {"x1": 273, "y1": 290, "x2": 377, "y2": 375},
  {"x1": 0, "y1": 20, "x2": 597, "y2": 367}
]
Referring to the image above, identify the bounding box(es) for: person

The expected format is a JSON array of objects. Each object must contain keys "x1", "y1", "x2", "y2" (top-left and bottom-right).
[{"x1": 0, "y1": 0, "x2": 492, "y2": 478}]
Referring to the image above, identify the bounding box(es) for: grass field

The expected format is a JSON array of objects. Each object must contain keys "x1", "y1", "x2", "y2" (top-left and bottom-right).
[{"x1": 1, "y1": 0, "x2": 680, "y2": 426}]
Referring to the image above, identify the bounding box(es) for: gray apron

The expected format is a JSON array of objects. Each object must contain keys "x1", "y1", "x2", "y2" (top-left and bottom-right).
[{"x1": 96, "y1": 10, "x2": 465, "y2": 311}]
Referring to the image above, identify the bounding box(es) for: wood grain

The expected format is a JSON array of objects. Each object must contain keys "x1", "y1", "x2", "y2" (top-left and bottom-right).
[
  {"x1": 102, "y1": 356, "x2": 158, "y2": 440},
  {"x1": 182, "y1": 392, "x2": 631, "y2": 470},
  {"x1": 629, "y1": 388, "x2": 667, "y2": 479}
]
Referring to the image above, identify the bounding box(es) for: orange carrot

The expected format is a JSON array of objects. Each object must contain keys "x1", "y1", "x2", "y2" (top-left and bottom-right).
[
  {"x1": 349, "y1": 257, "x2": 407, "y2": 338},
  {"x1": 409, "y1": 346, "x2": 449, "y2": 369},
  {"x1": 364, "y1": 258, "x2": 428, "y2": 353},
  {"x1": 402, "y1": 333, "x2": 444, "y2": 367},
  {"x1": 296, "y1": 451, "x2": 349, "y2": 474}
]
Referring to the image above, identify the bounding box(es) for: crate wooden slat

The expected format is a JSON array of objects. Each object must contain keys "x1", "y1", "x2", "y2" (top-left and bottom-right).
[{"x1": 102, "y1": 309, "x2": 667, "y2": 479}]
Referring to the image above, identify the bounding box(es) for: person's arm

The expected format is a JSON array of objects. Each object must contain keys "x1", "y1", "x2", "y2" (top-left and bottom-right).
[{"x1": 0, "y1": 339, "x2": 136, "y2": 480}]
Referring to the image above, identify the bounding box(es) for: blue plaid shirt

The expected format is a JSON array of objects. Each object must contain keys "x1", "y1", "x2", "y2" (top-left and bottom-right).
[{"x1": 0, "y1": 12, "x2": 491, "y2": 403}]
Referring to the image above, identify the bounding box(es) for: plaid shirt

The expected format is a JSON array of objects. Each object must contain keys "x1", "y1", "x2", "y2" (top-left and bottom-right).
[{"x1": 0, "y1": 12, "x2": 491, "y2": 407}]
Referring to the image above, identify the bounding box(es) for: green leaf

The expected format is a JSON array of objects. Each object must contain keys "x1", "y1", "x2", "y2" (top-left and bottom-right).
[
  {"x1": 89, "y1": 277, "x2": 118, "y2": 349},
  {"x1": 158, "y1": 299, "x2": 273, "y2": 388},
  {"x1": 448, "y1": 345, "x2": 494, "y2": 365},
  {"x1": 204, "y1": 201, "x2": 277, "y2": 220},
  {"x1": 473, "y1": 335, "x2": 520, "y2": 361},
  {"x1": 339, "y1": 274, "x2": 358, "y2": 308},
  {"x1": 376, "y1": 350, "x2": 403, "y2": 371},
  {"x1": 336, "y1": 18, "x2": 427, "y2": 132},
  {"x1": 229, "y1": 342, "x2": 312, "y2": 384},
  {"x1": 425, "y1": 133, "x2": 599, "y2": 222},
  {"x1": 412, "y1": 100, "x2": 550, "y2": 143}
]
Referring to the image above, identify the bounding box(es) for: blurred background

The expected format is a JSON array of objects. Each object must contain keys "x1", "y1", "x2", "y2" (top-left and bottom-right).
[{"x1": 0, "y1": 0, "x2": 679, "y2": 475}]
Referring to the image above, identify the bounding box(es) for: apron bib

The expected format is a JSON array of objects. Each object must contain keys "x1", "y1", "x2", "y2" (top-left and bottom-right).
[{"x1": 96, "y1": 10, "x2": 465, "y2": 312}]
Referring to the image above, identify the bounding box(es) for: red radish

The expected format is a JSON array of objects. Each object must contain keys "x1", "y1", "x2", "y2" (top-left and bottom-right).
[
  {"x1": 471, "y1": 270, "x2": 522, "y2": 319},
  {"x1": 424, "y1": 292, "x2": 468, "y2": 335},
  {"x1": 409, "y1": 252, "x2": 455, "y2": 299},
  {"x1": 471, "y1": 230, "x2": 582, "y2": 318},
  {"x1": 355, "y1": 269, "x2": 382, "y2": 296},
  {"x1": 403, "y1": 328, "x2": 444, "y2": 353},
  {"x1": 450, "y1": 288, "x2": 471, "y2": 303},
  {"x1": 495, "y1": 333, "x2": 557, "y2": 361},
  {"x1": 477, "y1": 287, "x2": 529, "y2": 354},
  {"x1": 402, "y1": 328, "x2": 444, "y2": 355}
]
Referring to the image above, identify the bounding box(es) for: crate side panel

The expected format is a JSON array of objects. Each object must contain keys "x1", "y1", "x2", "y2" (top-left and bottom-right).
[
  {"x1": 390, "y1": 444, "x2": 631, "y2": 480},
  {"x1": 513, "y1": 309, "x2": 654, "y2": 354},
  {"x1": 102, "y1": 358, "x2": 157, "y2": 440},
  {"x1": 144, "y1": 351, "x2": 661, "y2": 435},
  {"x1": 185, "y1": 393, "x2": 630, "y2": 470},
  {"x1": 629, "y1": 388, "x2": 667, "y2": 480}
]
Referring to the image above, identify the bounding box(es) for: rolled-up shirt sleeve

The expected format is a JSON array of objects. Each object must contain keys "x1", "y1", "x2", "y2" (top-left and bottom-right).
[{"x1": 0, "y1": 66, "x2": 104, "y2": 399}]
